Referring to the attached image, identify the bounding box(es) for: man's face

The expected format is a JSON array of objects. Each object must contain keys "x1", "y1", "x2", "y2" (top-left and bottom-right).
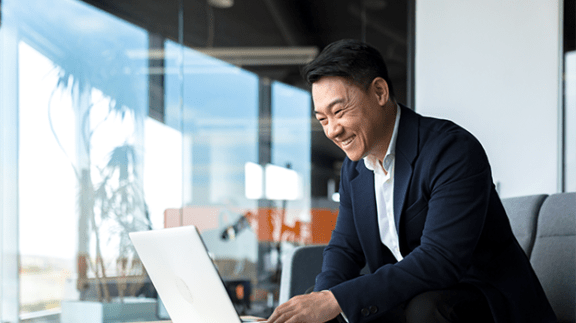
[{"x1": 312, "y1": 76, "x2": 392, "y2": 162}]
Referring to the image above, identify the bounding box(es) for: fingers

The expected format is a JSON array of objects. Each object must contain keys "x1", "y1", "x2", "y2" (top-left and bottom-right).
[
  {"x1": 269, "y1": 310, "x2": 305, "y2": 323},
  {"x1": 268, "y1": 301, "x2": 296, "y2": 323},
  {"x1": 267, "y1": 292, "x2": 340, "y2": 323},
  {"x1": 268, "y1": 297, "x2": 303, "y2": 323}
]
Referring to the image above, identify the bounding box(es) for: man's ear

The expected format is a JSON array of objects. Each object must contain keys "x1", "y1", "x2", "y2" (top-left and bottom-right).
[{"x1": 371, "y1": 77, "x2": 390, "y2": 106}]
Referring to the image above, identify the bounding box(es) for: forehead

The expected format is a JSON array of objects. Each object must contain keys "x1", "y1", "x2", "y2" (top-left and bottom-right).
[
  {"x1": 312, "y1": 76, "x2": 359, "y2": 108},
  {"x1": 312, "y1": 76, "x2": 351, "y2": 93}
]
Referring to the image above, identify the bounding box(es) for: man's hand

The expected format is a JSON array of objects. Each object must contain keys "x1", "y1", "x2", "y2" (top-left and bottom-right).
[{"x1": 267, "y1": 290, "x2": 342, "y2": 323}]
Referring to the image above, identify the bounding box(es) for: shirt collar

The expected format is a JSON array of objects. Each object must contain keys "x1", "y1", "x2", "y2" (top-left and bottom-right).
[{"x1": 364, "y1": 104, "x2": 401, "y2": 173}]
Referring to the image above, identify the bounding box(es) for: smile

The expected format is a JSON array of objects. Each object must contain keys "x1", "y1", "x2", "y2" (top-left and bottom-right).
[{"x1": 341, "y1": 136, "x2": 354, "y2": 147}]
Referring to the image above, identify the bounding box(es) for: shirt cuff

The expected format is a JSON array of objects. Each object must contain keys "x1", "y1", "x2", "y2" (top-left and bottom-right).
[
  {"x1": 320, "y1": 290, "x2": 349, "y2": 323},
  {"x1": 339, "y1": 312, "x2": 350, "y2": 323}
]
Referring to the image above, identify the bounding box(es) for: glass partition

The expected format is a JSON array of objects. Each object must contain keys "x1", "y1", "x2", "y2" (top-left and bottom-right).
[
  {"x1": 176, "y1": 44, "x2": 262, "y2": 314},
  {"x1": 270, "y1": 80, "x2": 312, "y2": 252},
  {"x1": 12, "y1": 0, "x2": 160, "y2": 320},
  {"x1": 271, "y1": 81, "x2": 312, "y2": 206},
  {"x1": 1, "y1": 0, "x2": 318, "y2": 321},
  {"x1": 1, "y1": 0, "x2": 181, "y2": 321}
]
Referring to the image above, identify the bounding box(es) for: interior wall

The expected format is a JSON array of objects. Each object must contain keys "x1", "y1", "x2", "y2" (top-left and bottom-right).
[{"x1": 414, "y1": 0, "x2": 562, "y2": 198}]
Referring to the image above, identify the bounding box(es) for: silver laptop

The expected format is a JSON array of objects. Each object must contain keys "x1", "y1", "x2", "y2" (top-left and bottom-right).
[{"x1": 129, "y1": 225, "x2": 263, "y2": 323}]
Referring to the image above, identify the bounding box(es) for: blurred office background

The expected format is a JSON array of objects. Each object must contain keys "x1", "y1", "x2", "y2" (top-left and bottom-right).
[{"x1": 0, "y1": 0, "x2": 574, "y2": 322}]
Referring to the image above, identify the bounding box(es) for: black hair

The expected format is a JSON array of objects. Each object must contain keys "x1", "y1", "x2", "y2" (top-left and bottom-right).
[{"x1": 302, "y1": 39, "x2": 395, "y2": 98}]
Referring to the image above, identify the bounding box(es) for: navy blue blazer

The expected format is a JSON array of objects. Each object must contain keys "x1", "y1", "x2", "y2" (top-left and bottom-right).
[{"x1": 315, "y1": 106, "x2": 556, "y2": 323}]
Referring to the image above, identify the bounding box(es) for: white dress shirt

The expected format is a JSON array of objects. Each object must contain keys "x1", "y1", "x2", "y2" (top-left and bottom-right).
[{"x1": 363, "y1": 105, "x2": 403, "y2": 262}]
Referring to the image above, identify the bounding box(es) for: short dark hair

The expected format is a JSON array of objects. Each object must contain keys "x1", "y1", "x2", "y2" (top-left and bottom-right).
[{"x1": 302, "y1": 39, "x2": 395, "y2": 98}]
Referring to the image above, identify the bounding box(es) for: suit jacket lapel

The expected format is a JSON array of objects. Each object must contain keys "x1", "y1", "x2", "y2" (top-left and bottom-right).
[
  {"x1": 350, "y1": 160, "x2": 384, "y2": 266},
  {"x1": 394, "y1": 105, "x2": 418, "y2": 233},
  {"x1": 347, "y1": 105, "x2": 419, "y2": 267}
]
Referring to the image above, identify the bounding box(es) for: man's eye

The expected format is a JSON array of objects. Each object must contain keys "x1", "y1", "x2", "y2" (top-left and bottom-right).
[{"x1": 335, "y1": 109, "x2": 343, "y2": 115}]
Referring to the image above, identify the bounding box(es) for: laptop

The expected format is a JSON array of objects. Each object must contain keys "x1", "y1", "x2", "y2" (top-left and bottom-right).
[{"x1": 129, "y1": 225, "x2": 264, "y2": 323}]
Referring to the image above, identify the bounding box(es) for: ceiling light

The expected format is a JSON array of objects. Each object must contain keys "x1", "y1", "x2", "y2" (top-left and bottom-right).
[
  {"x1": 208, "y1": 0, "x2": 234, "y2": 8},
  {"x1": 195, "y1": 47, "x2": 319, "y2": 66}
]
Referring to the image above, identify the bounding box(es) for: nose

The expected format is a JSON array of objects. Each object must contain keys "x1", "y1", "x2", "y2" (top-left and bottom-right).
[{"x1": 325, "y1": 120, "x2": 343, "y2": 141}]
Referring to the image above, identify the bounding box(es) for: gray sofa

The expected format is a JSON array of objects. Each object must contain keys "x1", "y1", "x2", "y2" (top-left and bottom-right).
[{"x1": 279, "y1": 192, "x2": 576, "y2": 322}]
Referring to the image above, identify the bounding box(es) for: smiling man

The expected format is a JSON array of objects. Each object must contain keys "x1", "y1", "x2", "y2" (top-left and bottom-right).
[{"x1": 267, "y1": 39, "x2": 556, "y2": 323}]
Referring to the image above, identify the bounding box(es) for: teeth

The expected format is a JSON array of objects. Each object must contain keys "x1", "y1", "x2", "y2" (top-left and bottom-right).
[{"x1": 342, "y1": 137, "x2": 353, "y2": 146}]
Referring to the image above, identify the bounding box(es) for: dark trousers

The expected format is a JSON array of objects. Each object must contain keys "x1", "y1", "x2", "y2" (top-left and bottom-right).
[{"x1": 329, "y1": 283, "x2": 494, "y2": 323}]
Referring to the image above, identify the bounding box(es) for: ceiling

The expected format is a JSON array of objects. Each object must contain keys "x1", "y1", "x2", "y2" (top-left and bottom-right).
[
  {"x1": 80, "y1": 0, "x2": 412, "y2": 194},
  {"x1": 81, "y1": 0, "x2": 410, "y2": 87}
]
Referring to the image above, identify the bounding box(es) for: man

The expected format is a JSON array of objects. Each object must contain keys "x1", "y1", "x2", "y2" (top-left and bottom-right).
[{"x1": 267, "y1": 39, "x2": 556, "y2": 323}]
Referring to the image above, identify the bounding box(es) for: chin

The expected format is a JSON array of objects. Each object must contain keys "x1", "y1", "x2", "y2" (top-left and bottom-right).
[{"x1": 344, "y1": 152, "x2": 364, "y2": 162}]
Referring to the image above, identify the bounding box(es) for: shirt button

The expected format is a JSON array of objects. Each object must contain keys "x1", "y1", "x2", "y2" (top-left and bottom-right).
[
  {"x1": 361, "y1": 308, "x2": 370, "y2": 317},
  {"x1": 370, "y1": 305, "x2": 378, "y2": 314},
  {"x1": 384, "y1": 159, "x2": 391, "y2": 169}
]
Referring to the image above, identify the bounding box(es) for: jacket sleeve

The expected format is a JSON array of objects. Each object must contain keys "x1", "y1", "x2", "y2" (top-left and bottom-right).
[
  {"x1": 314, "y1": 157, "x2": 367, "y2": 292},
  {"x1": 317, "y1": 130, "x2": 493, "y2": 323}
]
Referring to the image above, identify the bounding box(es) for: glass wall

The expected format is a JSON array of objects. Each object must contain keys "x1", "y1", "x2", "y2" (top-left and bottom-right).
[
  {"x1": 5, "y1": 0, "x2": 162, "y2": 321},
  {"x1": 0, "y1": 0, "x2": 317, "y2": 321}
]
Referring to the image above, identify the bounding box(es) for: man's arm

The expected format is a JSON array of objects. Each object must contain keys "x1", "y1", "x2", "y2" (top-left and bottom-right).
[
  {"x1": 266, "y1": 158, "x2": 366, "y2": 323},
  {"x1": 314, "y1": 159, "x2": 367, "y2": 292}
]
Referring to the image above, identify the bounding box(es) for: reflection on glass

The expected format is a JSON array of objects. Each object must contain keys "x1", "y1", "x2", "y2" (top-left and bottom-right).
[
  {"x1": 18, "y1": 41, "x2": 78, "y2": 315},
  {"x1": 265, "y1": 164, "x2": 303, "y2": 201},
  {"x1": 14, "y1": 0, "x2": 156, "y2": 320},
  {"x1": 271, "y1": 81, "x2": 312, "y2": 242},
  {"x1": 4, "y1": 0, "x2": 317, "y2": 320},
  {"x1": 143, "y1": 118, "x2": 183, "y2": 231},
  {"x1": 245, "y1": 162, "x2": 264, "y2": 200},
  {"x1": 166, "y1": 43, "x2": 261, "y2": 314}
]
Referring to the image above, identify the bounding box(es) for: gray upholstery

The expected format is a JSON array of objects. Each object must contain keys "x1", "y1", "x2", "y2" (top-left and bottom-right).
[
  {"x1": 501, "y1": 194, "x2": 548, "y2": 257},
  {"x1": 279, "y1": 245, "x2": 326, "y2": 304},
  {"x1": 529, "y1": 192, "x2": 576, "y2": 323}
]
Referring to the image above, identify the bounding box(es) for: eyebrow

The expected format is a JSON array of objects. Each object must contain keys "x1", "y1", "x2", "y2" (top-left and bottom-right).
[{"x1": 314, "y1": 98, "x2": 345, "y2": 115}]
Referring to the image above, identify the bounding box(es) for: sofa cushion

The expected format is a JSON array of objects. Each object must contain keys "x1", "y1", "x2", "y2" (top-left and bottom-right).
[
  {"x1": 529, "y1": 192, "x2": 575, "y2": 322},
  {"x1": 501, "y1": 194, "x2": 548, "y2": 257}
]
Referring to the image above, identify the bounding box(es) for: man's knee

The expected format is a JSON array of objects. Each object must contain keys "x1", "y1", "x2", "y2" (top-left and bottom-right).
[
  {"x1": 404, "y1": 290, "x2": 451, "y2": 323},
  {"x1": 402, "y1": 286, "x2": 493, "y2": 323}
]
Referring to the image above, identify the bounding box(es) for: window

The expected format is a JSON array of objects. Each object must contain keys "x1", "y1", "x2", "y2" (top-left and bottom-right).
[{"x1": 1, "y1": 0, "x2": 315, "y2": 321}]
